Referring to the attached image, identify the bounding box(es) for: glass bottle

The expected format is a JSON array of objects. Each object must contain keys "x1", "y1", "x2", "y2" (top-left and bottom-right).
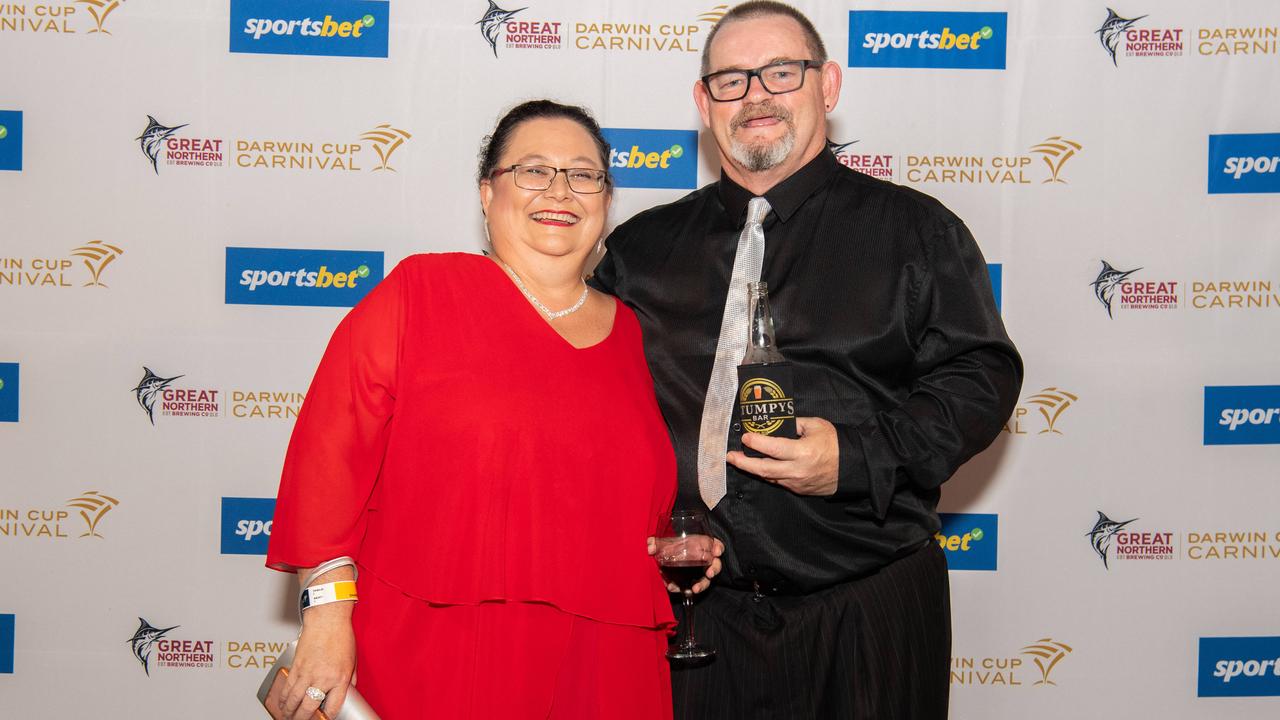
[{"x1": 734, "y1": 282, "x2": 797, "y2": 456}]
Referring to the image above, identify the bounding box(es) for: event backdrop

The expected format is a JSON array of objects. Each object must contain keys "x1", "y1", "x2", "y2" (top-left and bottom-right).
[{"x1": 3, "y1": 0, "x2": 1279, "y2": 717}]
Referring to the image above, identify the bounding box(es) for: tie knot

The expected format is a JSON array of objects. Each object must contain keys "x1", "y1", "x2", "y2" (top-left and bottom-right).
[{"x1": 746, "y1": 197, "x2": 770, "y2": 225}]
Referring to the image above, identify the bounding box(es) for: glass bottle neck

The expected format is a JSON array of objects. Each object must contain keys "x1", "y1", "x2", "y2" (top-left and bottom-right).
[{"x1": 743, "y1": 284, "x2": 785, "y2": 364}]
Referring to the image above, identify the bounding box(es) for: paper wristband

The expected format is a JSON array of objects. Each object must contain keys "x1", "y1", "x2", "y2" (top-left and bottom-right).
[{"x1": 300, "y1": 581, "x2": 358, "y2": 612}]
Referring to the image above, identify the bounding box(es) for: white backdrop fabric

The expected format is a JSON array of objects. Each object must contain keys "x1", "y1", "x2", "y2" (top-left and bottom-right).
[{"x1": 2, "y1": 0, "x2": 1278, "y2": 717}]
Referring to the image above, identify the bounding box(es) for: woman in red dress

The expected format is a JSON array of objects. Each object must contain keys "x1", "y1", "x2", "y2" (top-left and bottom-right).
[{"x1": 266, "y1": 100, "x2": 718, "y2": 719}]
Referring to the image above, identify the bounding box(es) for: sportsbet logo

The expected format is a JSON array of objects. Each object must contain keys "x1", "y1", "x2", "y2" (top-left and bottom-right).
[
  {"x1": 849, "y1": 11, "x2": 1007, "y2": 69},
  {"x1": 988, "y1": 263, "x2": 1002, "y2": 312},
  {"x1": 220, "y1": 497, "x2": 276, "y2": 555},
  {"x1": 1199, "y1": 636, "x2": 1280, "y2": 697},
  {"x1": 244, "y1": 14, "x2": 375, "y2": 40},
  {"x1": 0, "y1": 110, "x2": 21, "y2": 172},
  {"x1": 0, "y1": 363, "x2": 17, "y2": 423},
  {"x1": 0, "y1": 614, "x2": 12, "y2": 674},
  {"x1": 1218, "y1": 407, "x2": 1280, "y2": 430},
  {"x1": 1203, "y1": 385, "x2": 1280, "y2": 445},
  {"x1": 229, "y1": 0, "x2": 390, "y2": 58},
  {"x1": 864, "y1": 25, "x2": 994, "y2": 54},
  {"x1": 601, "y1": 128, "x2": 698, "y2": 190},
  {"x1": 1223, "y1": 155, "x2": 1279, "y2": 180},
  {"x1": 936, "y1": 513, "x2": 998, "y2": 571},
  {"x1": 1208, "y1": 133, "x2": 1280, "y2": 194},
  {"x1": 240, "y1": 264, "x2": 370, "y2": 291},
  {"x1": 611, "y1": 143, "x2": 683, "y2": 170},
  {"x1": 225, "y1": 247, "x2": 384, "y2": 308}
]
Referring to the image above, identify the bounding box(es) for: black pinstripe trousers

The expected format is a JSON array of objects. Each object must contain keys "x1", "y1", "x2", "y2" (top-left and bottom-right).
[{"x1": 670, "y1": 541, "x2": 950, "y2": 719}]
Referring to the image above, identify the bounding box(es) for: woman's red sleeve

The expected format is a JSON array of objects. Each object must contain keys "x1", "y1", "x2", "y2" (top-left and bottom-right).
[{"x1": 265, "y1": 263, "x2": 406, "y2": 572}]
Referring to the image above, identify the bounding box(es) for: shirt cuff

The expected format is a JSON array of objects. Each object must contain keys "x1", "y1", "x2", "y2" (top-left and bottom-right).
[{"x1": 826, "y1": 421, "x2": 893, "y2": 521}]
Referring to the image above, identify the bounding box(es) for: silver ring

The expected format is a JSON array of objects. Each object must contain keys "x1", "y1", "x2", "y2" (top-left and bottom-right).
[{"x1": 306, "y1": 687, "x2": 327, "y2": 703}]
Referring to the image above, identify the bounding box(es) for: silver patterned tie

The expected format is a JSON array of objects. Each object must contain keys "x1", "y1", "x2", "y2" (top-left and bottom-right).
[{"x1": 697, "y1": 196, "x2": 771, "y2": 509}]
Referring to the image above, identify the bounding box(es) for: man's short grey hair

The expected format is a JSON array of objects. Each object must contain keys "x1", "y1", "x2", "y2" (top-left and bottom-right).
[{"x1": 700, "y1": 1, "x2": 829, "y2": 76}]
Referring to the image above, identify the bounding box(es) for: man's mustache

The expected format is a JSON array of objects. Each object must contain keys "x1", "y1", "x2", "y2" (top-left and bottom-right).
[{"x1": 730, "y1": 102, "x2": 793, "y2": 133}]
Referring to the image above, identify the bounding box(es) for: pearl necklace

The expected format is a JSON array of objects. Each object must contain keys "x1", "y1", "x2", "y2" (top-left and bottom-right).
[{"x1": 499, "y1": 260, "x2": 589, "y2": 320}]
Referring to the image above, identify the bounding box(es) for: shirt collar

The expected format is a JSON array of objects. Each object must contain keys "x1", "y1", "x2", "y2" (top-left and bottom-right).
[{"x1": 718, "y1": 149, "x2": 842, "y2": 226}]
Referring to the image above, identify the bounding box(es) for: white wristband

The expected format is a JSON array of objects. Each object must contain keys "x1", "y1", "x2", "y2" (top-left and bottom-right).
[
  {"x1": 301, "y1": 580, "x2": 358, "y2": 612},
  {"x1": 297, "y1": 556, "x2": 358, "y2": 623}
]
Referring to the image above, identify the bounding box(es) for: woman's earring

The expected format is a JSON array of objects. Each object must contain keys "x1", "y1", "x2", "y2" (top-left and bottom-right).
[{"x1": 595, "y1": 236, "x2": 605, "y2": 255}]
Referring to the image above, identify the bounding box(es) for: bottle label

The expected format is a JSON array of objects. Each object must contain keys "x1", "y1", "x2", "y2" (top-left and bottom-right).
[{"x1": 733, "y1": 362, "x2": 797, "y2": 457}]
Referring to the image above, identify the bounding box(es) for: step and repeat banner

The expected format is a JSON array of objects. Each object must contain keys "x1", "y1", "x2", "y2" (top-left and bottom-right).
[{"x1": 2, "y1": 1, "x2": 1278, "y2": 717}]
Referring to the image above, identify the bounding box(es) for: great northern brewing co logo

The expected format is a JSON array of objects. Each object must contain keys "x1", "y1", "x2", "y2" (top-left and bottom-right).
[
  {"x1": 1090, "y1": 260, "x2": 1178, "y2": 316},
  {"x1": 131, "y1": 367, "x2": 221, "y2": 424},
  {"x1": 137, "y1": 116, "x2": 186, "y2": 173},
  {"x1": 128, "y1": 618, "x2": 176, "y2": 675},
  {"x1": 1090, "y1": 261, "x2": 1275, "y2": 314},
  {"x1": 0, "y1": 0, "x2": 129, "y2": 35},
  {"x1": 126, "y1": 617, "x2": 215, "y2": 674},
  {"x1": 1087, "y1": 511, "x2": 1175, "y2": 569},
  {"x1": 477, "y1": 1, "x2": 564, "y2": 55},
  {"x1": 829, "y1": 138, "x2": 895, "y2": 181},
  {"x1": 478, "y1": 1, "x2": 522, "y2": 56},
  {"x1": 0, "y1": 241, "x2": 124, "y2": 289},
  {"x1": 1095, "y1": 9, "x2": 1184, "y2": 66},
  {"x1": 136, "y1": 116, "x2": 225, "y2": 172}
]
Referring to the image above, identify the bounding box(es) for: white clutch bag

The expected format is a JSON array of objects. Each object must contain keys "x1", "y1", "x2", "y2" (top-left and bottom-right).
[
  {"x1": 257, "y1": 557, "x2": 380, "y2": 719},
  {"x1": 257, "y1": 640, "x2": 379, "y2": 719}
]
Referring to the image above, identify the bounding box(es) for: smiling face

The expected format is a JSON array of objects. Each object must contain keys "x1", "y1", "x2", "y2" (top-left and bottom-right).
[
  {"x1": 480, "y1": 116, "x2": 610, "y2": 267},
  {"x1": 694, "y1": 15, "x2": 841, "y2": 191}
]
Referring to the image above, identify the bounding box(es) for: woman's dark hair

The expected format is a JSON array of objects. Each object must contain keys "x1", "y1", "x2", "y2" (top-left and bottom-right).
[{"x1": 477, "y1": 99, "x2": 612, "y2": 189}]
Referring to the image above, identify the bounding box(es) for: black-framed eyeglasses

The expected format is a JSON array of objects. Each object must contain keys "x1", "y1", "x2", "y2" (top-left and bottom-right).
[
  {"x1": 701, "y1": 59, "x2": 822, "y2": 102},
  {"x1": 491, "y1": 164, "x2": 610, "y2": 194}
]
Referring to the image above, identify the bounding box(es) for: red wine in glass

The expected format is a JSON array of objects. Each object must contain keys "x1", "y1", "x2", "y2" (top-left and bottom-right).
[
  {"x1": 660, "y1": 561, "x2": 712, "y2": 591},
  {"x1": 656, "y1": 510, "x2": 717, "y2": 661}
]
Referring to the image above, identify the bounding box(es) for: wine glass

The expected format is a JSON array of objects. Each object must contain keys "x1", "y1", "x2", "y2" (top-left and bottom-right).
[{"x1": 656, "y1": 510, "x2": 717, "y2": 661}]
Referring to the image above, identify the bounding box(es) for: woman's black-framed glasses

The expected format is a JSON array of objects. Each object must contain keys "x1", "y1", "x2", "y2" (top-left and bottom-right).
[
  {"x1": 491, "y1": 164, "x2": 610, "y2": 194},
  {"x1": 701, "y1": 59, "x2": 822, "y2": 102}
]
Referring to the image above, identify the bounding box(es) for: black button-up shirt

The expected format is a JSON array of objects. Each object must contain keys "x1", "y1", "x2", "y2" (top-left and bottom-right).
[{"x1": 592, "y1": 149, "x2": 1022, "y2": 594}]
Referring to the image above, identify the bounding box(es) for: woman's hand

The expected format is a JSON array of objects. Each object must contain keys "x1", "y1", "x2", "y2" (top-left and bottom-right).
[
  {"x1": 279, "y1": 567, "x2": 357, "y2": 720},
  {"x1": 648, "y1": 536, "x2": 724, "y2": 594},
  {"x1": 279, "y1": 605, "x2": 356, "y2": 720}
]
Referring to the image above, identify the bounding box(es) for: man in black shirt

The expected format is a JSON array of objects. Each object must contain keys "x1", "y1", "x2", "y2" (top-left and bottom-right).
[{"x1": 591, "y1": 2, "x2": 1022, "y2": 717}]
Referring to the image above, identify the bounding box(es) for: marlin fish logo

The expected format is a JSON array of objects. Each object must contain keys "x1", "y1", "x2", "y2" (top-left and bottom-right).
[
  {"x1": 127, "y1": 618, "x2": 178, "y2": 676},
  {"x1": 1087, "y1": 511, "x2": 1136, "y2": 569},
  {"x1": 136, "y1": 115, "x2": 187, "y2": 175},
  {"x1": 1096, "y1": 9, "x2": 1146, "y2": 66},
  {"x1": 477, "y1": 1, "x2": 525, "y2": 57},
  {"x1": 1090, "y1": 260, "x2": 1140, "y2": 318},
  {"x1": 826, "y1": 138, "x2": 858, "y2": 155},
  {"x1": 132, "y1": 367, "x2": 183, "y2": 425}
]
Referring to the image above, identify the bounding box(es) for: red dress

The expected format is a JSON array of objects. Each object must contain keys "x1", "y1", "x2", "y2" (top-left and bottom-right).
[{"x1": 267, "y1": 253, "x2": 677, "y2": 719}]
